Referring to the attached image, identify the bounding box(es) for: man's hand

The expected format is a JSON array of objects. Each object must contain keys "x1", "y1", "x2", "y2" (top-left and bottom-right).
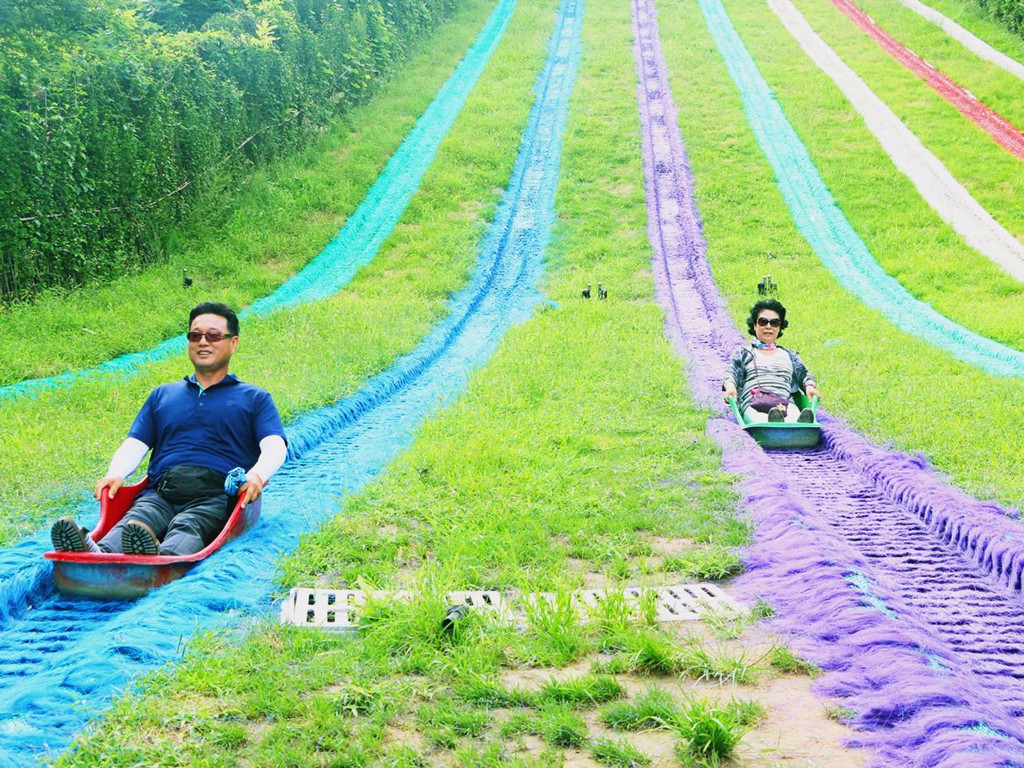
[
  {"x1": 238, "y1": 472, "x2": 265, "y2": 509},
  {"x1": 805, "y1": 384, "x2": 821, "y2": 399},
  {"x1": 723, "y1": 383, "x2": 738, "y2": 403},
  {"x1": 94, "y1": 476, "x2": 124, "y2": 501}
]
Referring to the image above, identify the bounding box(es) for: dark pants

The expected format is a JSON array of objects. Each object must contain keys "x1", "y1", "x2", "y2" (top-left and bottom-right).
[{"x1": 97, "y1": 490, "x2": 232, "y2": 556}]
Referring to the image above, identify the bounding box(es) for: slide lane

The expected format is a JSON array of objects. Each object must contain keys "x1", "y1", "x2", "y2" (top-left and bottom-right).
[
  {"x1": 0, "y1": 0, "x2": 516, "y2": 403},
  {"x1": 767, "y1": 0, "x2": 1024, "y2": 284},
  {"x1": 694, "y1": 0, "x2": 1024, "y2": 378},
  {"x1": 635, "y1": 0, "x2": 1024, "y2": 762},
  {"x1": 896, "y1": 0, "x2": 1024, "y2": 81},
  {"x1": 830, "y1": 0, "x2": 1024, "y2": 161},
  {"x1": 0, "y1": 0, "x2": 583, "y2": 760}
]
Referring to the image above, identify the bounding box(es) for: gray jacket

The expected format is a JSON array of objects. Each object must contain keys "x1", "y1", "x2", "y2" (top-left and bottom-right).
[{"x1": 723, "y1": 345, "x2": 816, "y2": 412}]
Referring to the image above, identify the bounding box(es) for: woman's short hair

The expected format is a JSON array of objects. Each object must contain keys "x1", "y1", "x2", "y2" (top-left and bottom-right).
[{"x1": 746, "y1": 299, "x2": 788, "y2": 337}]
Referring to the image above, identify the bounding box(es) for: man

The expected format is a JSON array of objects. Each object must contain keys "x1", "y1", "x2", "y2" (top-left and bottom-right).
[{"x1": 50, "y1": 302, "x2": 288, "y2": 556}]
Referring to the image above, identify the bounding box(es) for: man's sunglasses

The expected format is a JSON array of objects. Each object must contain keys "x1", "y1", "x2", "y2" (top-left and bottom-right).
[
  {"x1": 186, "y1": 330, "x2": 235, "y2": 343},
  {"x1": 756, "y1": 317, "x2": 781, "y2": 327}
]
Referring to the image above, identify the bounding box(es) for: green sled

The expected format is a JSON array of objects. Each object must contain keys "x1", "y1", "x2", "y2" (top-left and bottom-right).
[{"x1": 728, "y1": 393, "x2": 821, "y2": 449}]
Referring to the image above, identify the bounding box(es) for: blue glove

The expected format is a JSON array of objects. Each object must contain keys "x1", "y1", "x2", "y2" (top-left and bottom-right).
[{"x1": 224, "y1": 467, "x2": 248, "y2": 496}]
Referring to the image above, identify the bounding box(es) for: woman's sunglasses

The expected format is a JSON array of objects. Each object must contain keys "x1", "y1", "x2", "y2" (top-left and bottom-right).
[
  {"x1": 756, "y1": 317, "x2": 781, "y2": 327},
  {"x1": 186, "y1": 330, "x2": 234, "y2": 343}
]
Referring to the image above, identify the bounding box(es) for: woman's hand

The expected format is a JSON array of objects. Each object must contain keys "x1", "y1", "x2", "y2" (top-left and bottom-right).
[
  {"x1": 723, "y1": 383, "x2": 738, "y2": 403},
  {"x1": 805, "y1": 384, "x2": 820, "y2": 399}
]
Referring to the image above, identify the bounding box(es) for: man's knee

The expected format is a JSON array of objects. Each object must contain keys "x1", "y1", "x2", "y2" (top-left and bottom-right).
[
  {"x1": 161, "y1": 495, "x2": 231, "y2": 554},
  {"x1": 124, "y1": 493, "x2": 176, "y2": 536}
]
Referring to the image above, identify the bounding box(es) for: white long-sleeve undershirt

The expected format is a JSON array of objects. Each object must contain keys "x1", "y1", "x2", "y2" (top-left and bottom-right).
[
  {"x1": 106, "y1": 437, "x2": 150, "y2": 480},
  {"x1": 247, "y1": 435, "x2": 288, "y2": 486},
  {"x1": 105, "y1": 434, "x2": 287, "y2": 486}
]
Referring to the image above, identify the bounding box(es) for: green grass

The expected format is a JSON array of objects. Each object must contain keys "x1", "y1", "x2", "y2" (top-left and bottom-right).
[
  {"x1": 660, "y1": 0, "x2": 1024, "y2": 510},
  {"x1": 670, "y1": 696, "x2": 748, "y2": 765},
  {"x1": 616, "y1": 630, "x2": 686, "y2": 676},
  {"x1": 455, "y1": 676, "x2": 538, "y2": 709},
  {"x1": 661, "y1": 544, "x2": 743, "y2": 580},
  {"x1": 520, "y1": 588, "x2": 592, "y2": 667},
  {"x1": 0, "y1": 0, "x2": 496, "y2": 385},
  {"x1": 457, "y1": 742, "x2": 562, "y2": 767},
  {"x1": 537, "y1": 675, "x2": 625, "y2": 708},
  {"x1": 919, "y1": 0, "x2": 1024, "y2": 61},
  {"x1": 602, "y1": 690, "x2": 764, "y2": 741},
  {"x1": 677, "y1": 641, "x2": 757, "y2": 685},
  {"x1": 825, "y1": 702, "x2": 857, "y2": 722},
  {"x1": 601, "y1": 689, "x2": 680, "y2": 731},
  {"x1": 417, "y1": 701, "x2": 491, "y2": 747},
  {"x1": 536, "y1": 707, "x2": 589, "y2": 748},
  {"x1": 768, "y1": 643, "x2": 821, "y2": 676},
  {"x1": 0, "y1": 0, "x2": 559, "y2": 545},
  {"x1": 724, "y1": 0, "x2": 1024, "y2": 354},
  {"x1": 589, "y1": 738, "x2": 652, "y2": 767},
  {"x1": 56, "y1": 0, "x2": 755, "y2": 761},
  {"x1": 817, "y1": 0, "x2": 1024, "y2": 129},
  {"x1": 855, "y1": 0, "x2": 1024, "y2": 95},
  {"x1": 785, "y1": 0, "x2": 1024, "y2": 244},
  {"x1": 593, "y1": 626, "x2": 782, "y2": 681},
  {"x1": 271, "y1": 0, "x2": 745, "y2": 597}
]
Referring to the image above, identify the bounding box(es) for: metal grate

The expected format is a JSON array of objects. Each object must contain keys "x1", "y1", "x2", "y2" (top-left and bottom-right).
[{"x1": 279, "y1": 584, "x2": 742, "y2": 631}]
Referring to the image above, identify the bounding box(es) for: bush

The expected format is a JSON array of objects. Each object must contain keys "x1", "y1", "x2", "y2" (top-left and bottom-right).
[
  {"x1": 0, "y1": 0, "x2": 464, "y2": 300},
  {"x1": 974, "y1": 0, "x2": 1024, "y2": 39}
]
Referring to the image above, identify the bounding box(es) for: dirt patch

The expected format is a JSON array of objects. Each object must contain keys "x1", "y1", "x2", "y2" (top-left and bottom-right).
[
  {"x1": 649, "y1": 536, "x2": 696, "y2": 557},
  {"x1": 566, "y1": 557, "x2": 609, "y2": 588},
  {"x1": 381, "y1": 720, "x2": 425, "y2": 754},
  {"x1": 495, "y1": 617, "x2": 866, "y2": 767},
  {"x1": 501, "y1": 658, "x2": 593, "y2": 691}
]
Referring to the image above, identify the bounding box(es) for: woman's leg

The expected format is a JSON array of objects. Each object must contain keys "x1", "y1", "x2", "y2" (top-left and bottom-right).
[{"x1": 743, "y1": 406, "x2": 769, "y2": 423}]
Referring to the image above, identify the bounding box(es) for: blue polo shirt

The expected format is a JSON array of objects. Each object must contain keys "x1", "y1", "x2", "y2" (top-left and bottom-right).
[{"x1": 128, "y1": 374, "x2": 286, "y2": 484}]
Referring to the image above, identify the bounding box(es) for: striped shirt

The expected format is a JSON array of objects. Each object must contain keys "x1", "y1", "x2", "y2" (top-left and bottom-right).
[{"x1": 742, "y1": 349, "x2": 793, "y2": 404}]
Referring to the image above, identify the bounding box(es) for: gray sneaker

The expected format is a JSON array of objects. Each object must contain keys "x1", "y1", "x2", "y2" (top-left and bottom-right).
[
  {"x1": 122, "y1": 521, "x2": 160, "y2": 556},
  {"x1": 767, "y1": 405, "x2": 786, "y2": 422},
  {"x1": 797, "y1": 407, "x2": 815, "y2": 423}
]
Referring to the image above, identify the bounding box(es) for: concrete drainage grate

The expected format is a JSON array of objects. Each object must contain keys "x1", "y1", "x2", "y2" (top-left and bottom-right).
[
  {"x1": 526, "y1": 583, "x2": 743, "y2": 623},
  {"x1": 279, "y1": 584, "x2": 742, "y2": 631}
]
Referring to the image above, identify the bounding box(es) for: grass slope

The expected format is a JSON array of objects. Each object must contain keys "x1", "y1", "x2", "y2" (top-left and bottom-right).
[
  {"x1": 0, "y1": 0, "x2": 489, "y2": 385},
  {"x1": 841, "y1": 0, "x2": 1024, "y2": 126},
  {"x1": 279, "y1": 0, "x2": 745, "y2": 596},
  {"x1": 718, "y1": 0, "x2": 1024, "y2": 354},
  {"x1": 852, "y1": 0, "x2": 1024, "y2": 104},
  {"x1": 0, "y1": 0, "x2": 558, "y2": 545},
  {"x1": 54, "y1": 0, "x2": 760, "y2": 763},
  {"x1": 661, "y1": 0, "x2": 1024, "y2": 507},
  {"x1": 785, "y1": 0, "x2": 1024, "y2": 237},
  {"x1": 920, "y1": 0, "x2": 1024, "y2": 62}
]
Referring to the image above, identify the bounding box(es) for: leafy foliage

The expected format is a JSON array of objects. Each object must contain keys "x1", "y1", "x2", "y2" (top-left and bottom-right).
[
  {"x1": 0, "y1": 0, "x2": 465, "y2": 300},
  {"x1": 974, "y1": 0, "x2": 1024, "y2": 39}
]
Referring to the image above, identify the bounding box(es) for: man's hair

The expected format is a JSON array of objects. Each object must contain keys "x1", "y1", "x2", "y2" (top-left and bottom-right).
[
  {"x1": 746, "y1": 299, "x2": 788, "y2": 338},
  {"x1": 189, "y1": 302, "x2": 240, "y2": 336}
]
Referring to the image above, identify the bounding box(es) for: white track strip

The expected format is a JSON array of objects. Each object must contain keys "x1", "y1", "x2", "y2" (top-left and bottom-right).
[
  {"x1": 769, "y1": 0, "x2": 1024, "y2": 282},
  {"x1": 896, "y1": 0, "x2": 1024, "y2": 81}
]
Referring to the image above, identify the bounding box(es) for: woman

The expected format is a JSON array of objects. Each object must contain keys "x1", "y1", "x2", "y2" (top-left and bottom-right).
[{"x1": 722, "y1": 300, "x2": 820, "y2": 423}]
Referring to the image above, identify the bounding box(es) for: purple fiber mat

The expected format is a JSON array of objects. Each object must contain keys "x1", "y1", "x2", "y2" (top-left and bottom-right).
[{"x1": 632, "y1": 0, "x2": 1024, "y2": 764}]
